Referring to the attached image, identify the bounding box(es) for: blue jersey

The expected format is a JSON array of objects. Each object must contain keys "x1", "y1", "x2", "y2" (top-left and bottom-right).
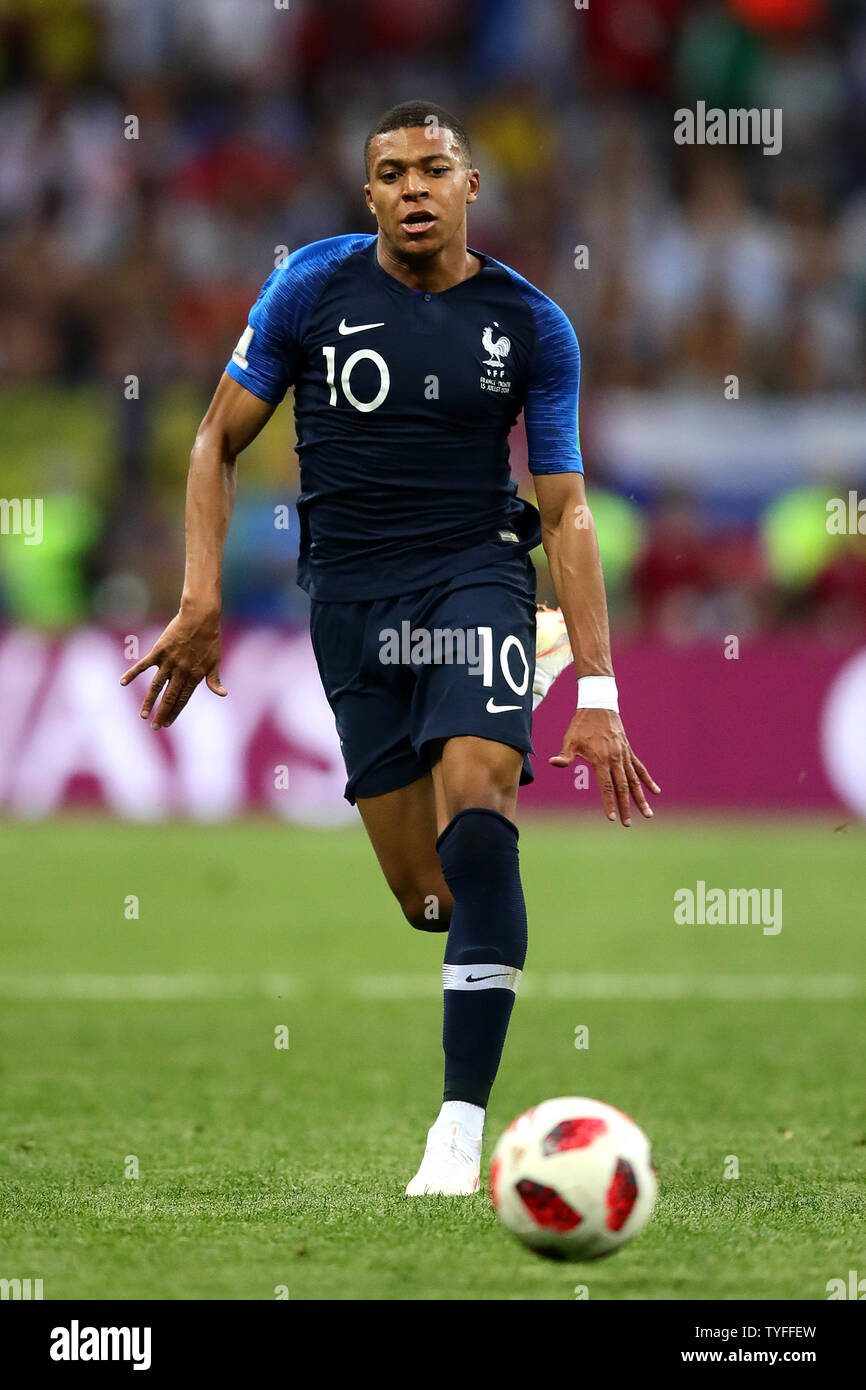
[{"x1": 225, "y1": 235, "x2": 583, "y2": 601}]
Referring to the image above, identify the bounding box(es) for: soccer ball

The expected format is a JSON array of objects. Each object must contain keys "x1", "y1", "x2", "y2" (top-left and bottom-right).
[{"x1": 490, "y1": 1096, "x2": 657, "y2": 1261}]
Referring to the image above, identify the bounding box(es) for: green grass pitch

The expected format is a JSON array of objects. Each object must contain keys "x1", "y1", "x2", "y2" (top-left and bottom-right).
[{"x1": 1, "y1": 815, "x2": 864, "y2": 1301}]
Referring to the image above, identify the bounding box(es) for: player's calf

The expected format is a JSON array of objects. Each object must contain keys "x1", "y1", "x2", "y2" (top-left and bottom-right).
[
  {"x1": 437, "y1": 806, "x2": 527, "y2": 1107},
  {"x1": 394, "y1": 881, "x2": 452, "y2": 933},
  {"x1": 356, "y1": 781, "x2": 453, "y2": 931}
]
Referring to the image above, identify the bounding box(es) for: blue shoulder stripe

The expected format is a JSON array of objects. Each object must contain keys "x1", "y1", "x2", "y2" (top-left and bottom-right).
[
  {"x1": 226, "y1": 234, "x2": 376, "y2": 404},
  {"x1": 496, "y1": 260, "x2": 583, "y2": 475}
]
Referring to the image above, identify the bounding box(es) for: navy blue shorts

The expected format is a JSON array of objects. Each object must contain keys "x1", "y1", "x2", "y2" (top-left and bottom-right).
[{"x1": 310, "y1": 558, "x2": 537, "y2": 804}]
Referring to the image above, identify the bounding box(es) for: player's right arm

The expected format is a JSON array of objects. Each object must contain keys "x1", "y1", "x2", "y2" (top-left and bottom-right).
[
  {"x1": 121, "y1": 238, "x2": 367, "y2": 727},
  {"x1": 120, "y1": 374, "x2": 276, "y2": 729}
]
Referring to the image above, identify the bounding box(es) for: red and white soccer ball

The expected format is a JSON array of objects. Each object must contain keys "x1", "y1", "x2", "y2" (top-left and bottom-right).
[{"x1": 490, "y1": 1097, "x2": 657, "y2": 1261}]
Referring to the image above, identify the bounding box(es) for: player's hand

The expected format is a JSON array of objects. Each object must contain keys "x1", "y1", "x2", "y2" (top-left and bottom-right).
[
  {"x1": 549, "y1": 708, "x2": 660, "y2": 826},
  {"x1": 119, "y1": 606, "x2": 227, "y2": 729}
]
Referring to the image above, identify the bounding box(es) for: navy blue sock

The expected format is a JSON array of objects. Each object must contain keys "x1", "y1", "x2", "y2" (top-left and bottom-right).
[{"x1": 436, "y1": 808, "x2": 528, "y2": 1109}]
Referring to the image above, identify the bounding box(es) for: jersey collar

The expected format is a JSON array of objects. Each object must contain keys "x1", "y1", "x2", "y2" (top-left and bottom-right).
[{"x1": 366, "y1": 239, "x2": 490, "y2": 296}]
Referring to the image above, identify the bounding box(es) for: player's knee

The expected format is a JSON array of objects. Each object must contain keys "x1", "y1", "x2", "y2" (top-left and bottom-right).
[
  {"x1": 396, "y1": 885, "x2": 452, "y2": 932},
  {"x1": 437, "y1": 743, "x2": 522, "y2": 820},
  {"x1": 444, "y1": 775, "x2": 520, "y2": 821}
]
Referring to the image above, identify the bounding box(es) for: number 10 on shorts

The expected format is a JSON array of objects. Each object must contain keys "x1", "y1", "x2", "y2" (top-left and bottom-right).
[{"x1": 475, "y1": 627, "x2": 530, "y2": 697}]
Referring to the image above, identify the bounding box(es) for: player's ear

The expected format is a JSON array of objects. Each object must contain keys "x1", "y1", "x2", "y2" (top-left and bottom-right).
[
  {"x1": 466, "y1": 168, "x2": 480, "y2": 204},
  {"x1": 364, "y1": 183, "x2": 376, "y2": 215}
]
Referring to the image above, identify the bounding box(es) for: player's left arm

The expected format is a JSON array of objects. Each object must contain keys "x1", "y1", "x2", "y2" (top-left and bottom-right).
[
  {"x1": 522, "y1": 291, "x2": 659, "y2": 826},
  {"x1": 534, "y1": 471, "x2": 660, "y2": 826}
]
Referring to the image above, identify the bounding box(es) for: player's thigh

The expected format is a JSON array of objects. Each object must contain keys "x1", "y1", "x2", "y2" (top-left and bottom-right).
[
  {"x1": 413, "y1": 566, "x2": 535, "y2": 832},
  {"x1": 428, "y1": 735, "x2": 523, "y2": 834},
  {"x1": 356, "y1": 774, "x2": 452, "y2": 930}
]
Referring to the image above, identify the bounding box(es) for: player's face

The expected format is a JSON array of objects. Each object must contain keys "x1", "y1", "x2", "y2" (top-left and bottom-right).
[{"x1": 365, "y1": 126, "x2": 479, "y2": 259}]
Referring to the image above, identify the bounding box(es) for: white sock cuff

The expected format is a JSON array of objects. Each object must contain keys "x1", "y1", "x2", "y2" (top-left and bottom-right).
[{"x1": 442, "y1": 963, "x2": 522, "y2": 992}]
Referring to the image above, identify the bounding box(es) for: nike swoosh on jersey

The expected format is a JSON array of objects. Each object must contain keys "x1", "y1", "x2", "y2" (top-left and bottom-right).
[
  {"x1": 338, "y1": 318, "x2": 385, "y2": 335},
  {"x1": 486, "y1": 698, "x2": 522, "y2": 713}
]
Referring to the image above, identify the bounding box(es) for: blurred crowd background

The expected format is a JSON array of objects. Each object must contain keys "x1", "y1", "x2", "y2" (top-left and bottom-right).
[{"x1": 1, "y1": 0, "x2": 865, "y2": 642}]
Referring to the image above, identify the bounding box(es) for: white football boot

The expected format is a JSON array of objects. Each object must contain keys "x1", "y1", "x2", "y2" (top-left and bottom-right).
[
  {"x1": 405, "y1": 1105, "x2": 484, "y2": 1197},
  {"x1": 533, "y1": 604, "x2": 574, "y2": 707}
]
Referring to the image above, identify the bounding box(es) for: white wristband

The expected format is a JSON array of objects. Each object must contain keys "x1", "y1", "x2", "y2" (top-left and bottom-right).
[{"x1": 577, "y1": 675, "x2": 619, "y2": 713}]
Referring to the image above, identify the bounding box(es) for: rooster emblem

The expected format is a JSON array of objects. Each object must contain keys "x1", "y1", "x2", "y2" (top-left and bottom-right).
[{"x1": 482, "y1": 323, "x2": 511, "y2": 368}]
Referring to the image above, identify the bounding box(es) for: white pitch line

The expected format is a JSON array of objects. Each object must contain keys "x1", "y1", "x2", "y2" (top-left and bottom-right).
[
  {"x1": 0, "y1": 974, "x2": 299, "y2": 1001},
  {"x1": 353, "y1": 973, "x2": 863, "y2": 1001},
  {"x1": 526, "y1": 973, "x2": 864, "y2": 1001},
  {"x1": 0, "y1": 973, "x2": 860, "y2": 1002}
]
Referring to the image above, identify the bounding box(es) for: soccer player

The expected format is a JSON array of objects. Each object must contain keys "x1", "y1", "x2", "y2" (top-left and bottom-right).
[{"x1": 121, "y1": 102, "x2": 660, "y2": 1196}]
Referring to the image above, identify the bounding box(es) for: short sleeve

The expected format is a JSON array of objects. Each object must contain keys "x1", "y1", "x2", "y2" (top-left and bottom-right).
[
  {"x1": 523, "y1": 297, "x2": 583, "y2": 475},
  {"x1": 225, "y1": 266, "x2": 298, "y2": 404},
  {"x1": 224, "y1": 235, "x2": 376, "y2": 405}
]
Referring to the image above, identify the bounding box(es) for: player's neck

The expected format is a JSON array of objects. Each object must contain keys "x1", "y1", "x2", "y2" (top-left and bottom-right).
[{"x1": 376, "y1": 234, "x2": 482, "y2": 294}]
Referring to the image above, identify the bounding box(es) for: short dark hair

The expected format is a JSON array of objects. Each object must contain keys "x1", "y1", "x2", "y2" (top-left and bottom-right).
[{"x1": 364, "y1": 101, "x2": 472, "y2": 179}]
